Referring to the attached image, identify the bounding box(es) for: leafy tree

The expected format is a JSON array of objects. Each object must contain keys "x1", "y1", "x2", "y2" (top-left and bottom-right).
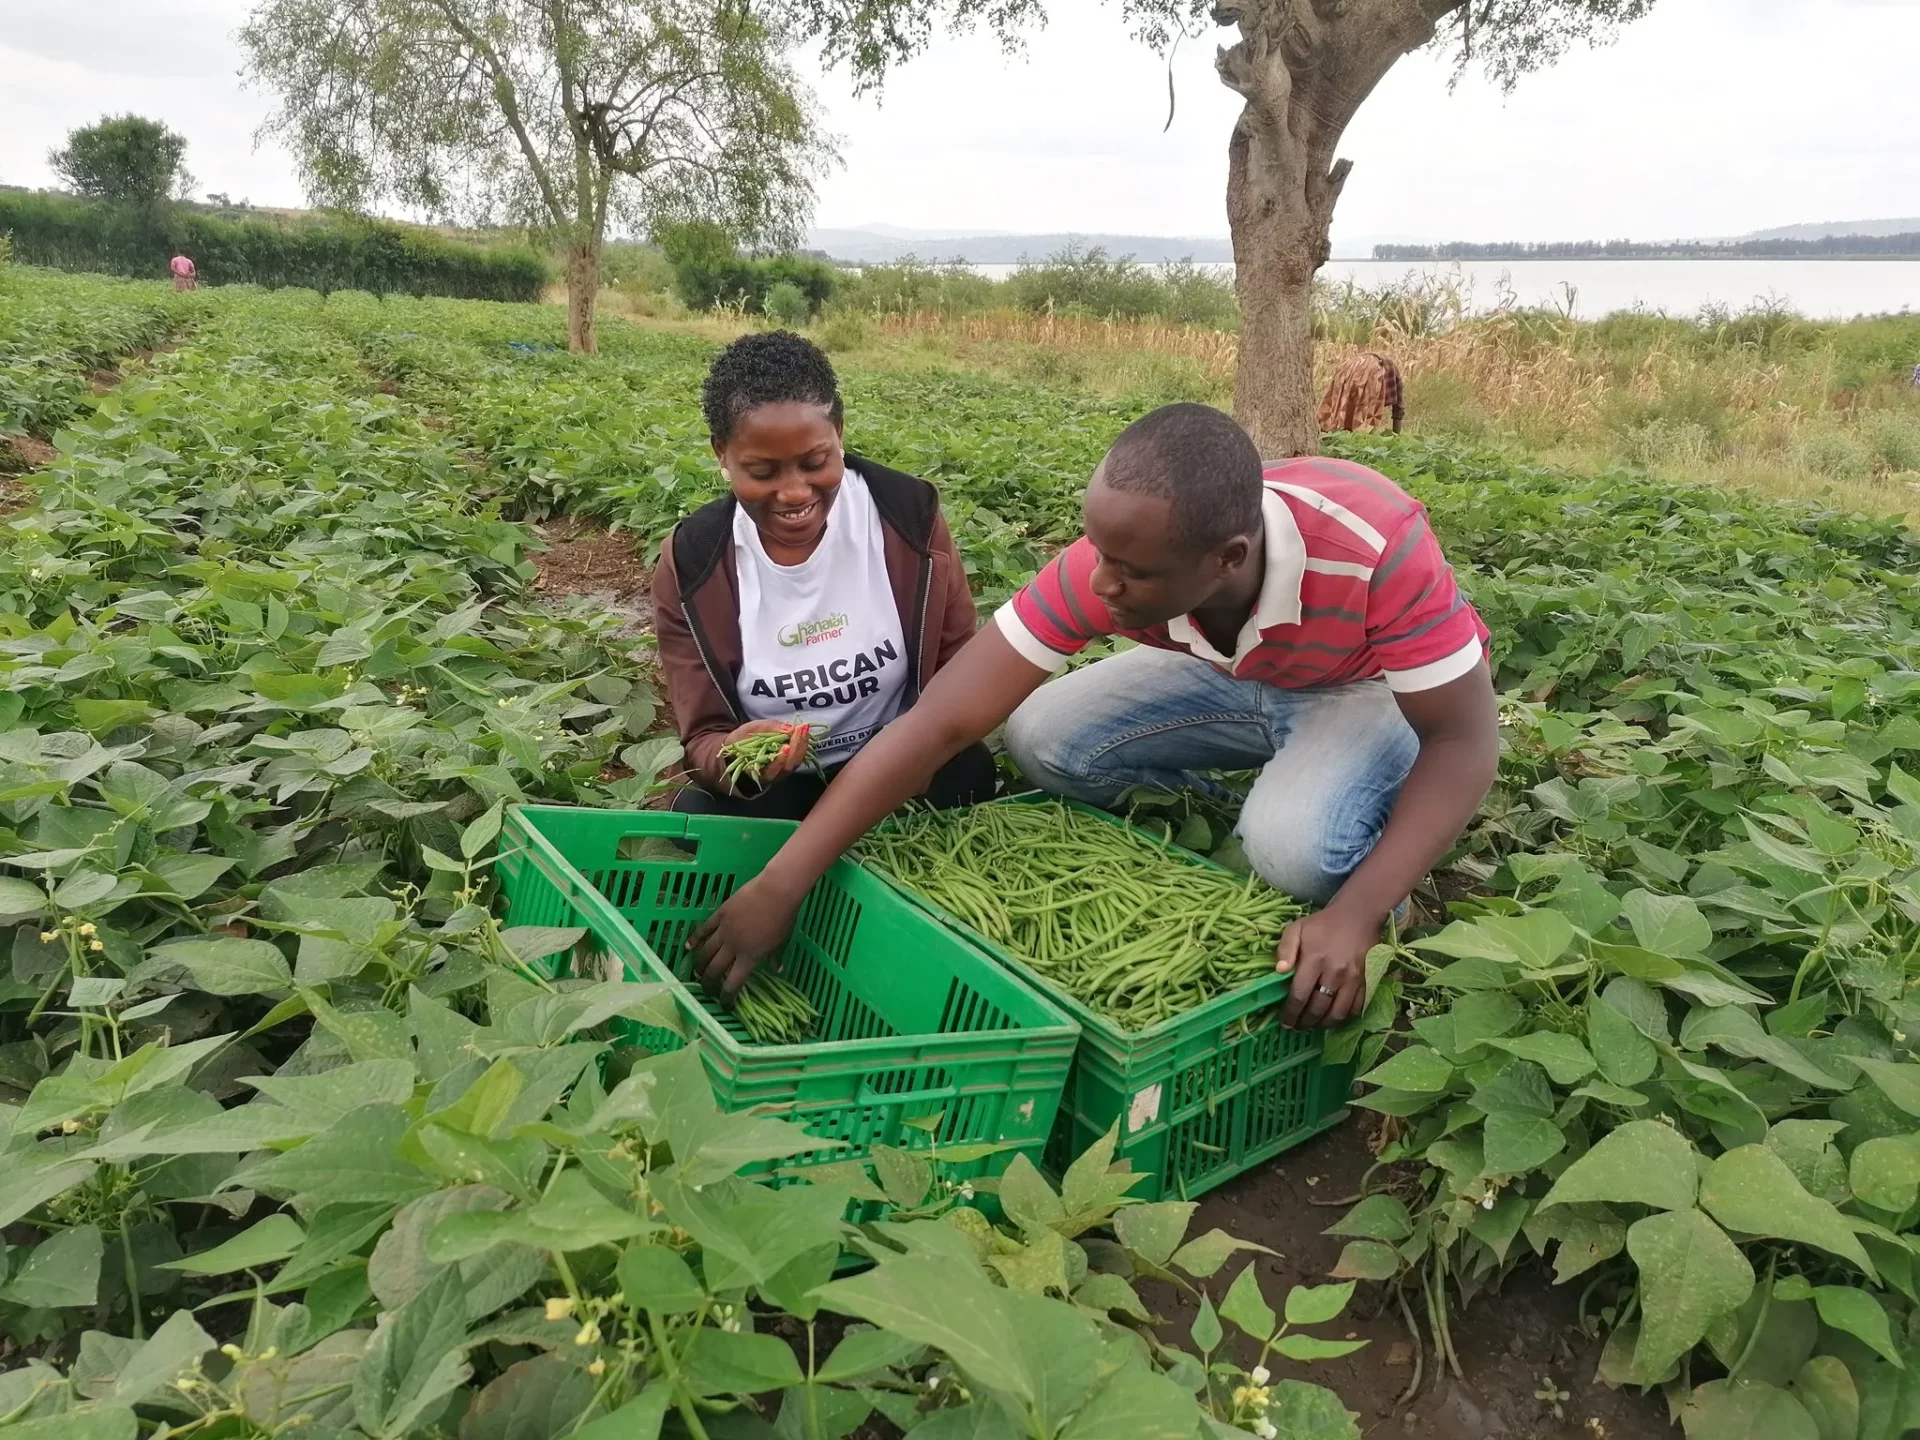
[
  {"x1": 1106, "y1": 0, "x2": 1657, "y2": 453},
  {"x1": 241, "y1": 0, "x2": 833, "y2": 353},
  {"x1": 48, "y1": 115, "x2": 194, "y2": 207}
]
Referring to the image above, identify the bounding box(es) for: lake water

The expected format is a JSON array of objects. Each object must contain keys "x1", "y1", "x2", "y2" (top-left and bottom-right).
[{"x1": 974, "y1": 259, "x2": 1920, "y2": 321}]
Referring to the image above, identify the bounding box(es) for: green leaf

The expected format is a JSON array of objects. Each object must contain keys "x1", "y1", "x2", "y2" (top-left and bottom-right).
[
  {"x1": 160, "y1": 1214, "x2": 304, "y2": 1275},
  {"x1": 1483, "y1": 1110, "x2": 1566, "y2": 1174},
  {"x1": 1623, "y1": 889, "x2": 1713, "y2": 957},
  {"x1": 1602, "y1": 975, "x2": 1673, "y2": 1044},
  {"x1": 1790, "y1": 1356, "x2": 1861, "y2": 1440},
  {"x1": 1627, "y1": 1209, "x2": 1756, "y2": 1385},
  {"x1": 682, "y1": 1328, "x2": 806, "y2": 1396},
  {"x1": 351, "y1": 1267, "x2": 472, "y2": 1437},
  {"x1": 871, "y1": 1144, "x2": 932, "y2": 1210},
  {"x1": 1539, "y1": 1119, "x2": 1699, "y2": 1212},
  {"x1": 1218, "y1": 1262, "x2": 1276, "y2": 1340},
  {"x1": 0, "y1": 876, "x2": 49, "y2": 918},
  {"x1": 1071, "y1": 1272, "x2": 1151, "y2": 1322},
  {"x1": 461, "y1": 801, "x2": 505, "y2": 860},
  {"x1": 1331, "y1": 1240, "x2": 1402, "y2": 1281},
  {"x1": 1262, "y1": 1380, "x2": 1361, "y2": 1440},
  {"x1": 1849, "y1": 1134, "x2": 1920, "y2": 1212},
  {"x1": 1284, "y1": 1279, "x2": 1356, "y2": 1327},
  {"x1": 1324, "y1": 1194, "x2": 1412, "y2": 1242},
  {"x1": 240, "y1": 1106, "x2": 435, "y2": 1207},
  {"x1": 996, "y1": 1153, "x2": 1066, "y2": 1235},
  {"x1": 1850, "y1": 1058, "x2": 1920, "y2": 1116},
  {"x1": 1488, "y1": 1031, "x2": 1596, "y2": 1085},
  {"x1": 567, "y1": 1387, "x2": 672, "y2": 1440},
  {"x1": 1589, "y1": 999, "x2": 1659, "y2": 1086},
  {"x1": 814, "y1": 1256, "x2": 1087, "y2": 1414},
  {"x1": 1698, "y1": 1146, "x2": 1873, "y2": 1275},
  {"x1": 1411, "y1": 910, "x2": 1575, "y2": 968},
  {"x1": 0, "y1": 1155, "x2": 98, "y2": 1229},
  {"x1": 1190, "y1": 1292, "x2": 1222, "y2": 1353},
  {"x1": 457, "y1": 1352, "x2": 593, "y2": 1440},
  {"x1": 147, "y1": 936, "x2": 292, "y2": 996},
  {"x1": 246, "y1": 1059, "x2": 418, "y2": 1129},
  {"x1": 1680, "y1": 1379, "x2": 1820, "y2": 1440},
  {"x1": 1358, "y1": 1044, "x2": 1456, "y2": 1092},
  {"x1": 1, "y1": 1412, "x2": 137, "y2": 1440},
  {"x1": 616, "y1": 1243, "x2": 705, "y2": 1317},
  {"x1": 1056, "y1": 1365, "x2": 1200, "y2": 1440},
  {"x1": 1171, "y1": 1228, "x2": 1271, "y2": 1279},
  {"x1": 1809, "y1": 1286, "x2": 1903, "y2": 1367},
  {"x1": 1275, "y1": 1332, "x2": 1370, "y2": 1361},
  {"x1": 814, "y1": 1327, "x2": 926, "y2": 1384},
  {"x1": 0, "y1": 1224, "x2": 102, "y2": 1306},
  {"x1": 108, "y1": 1308, "x2": 216, "y2": 1404},
  {"x1": 1109, "y1": 1203, "x2": 1195, "y2": 1272},
  {"x1": 431, "y1": 1172, "x2": 650, "y2": 1257}
]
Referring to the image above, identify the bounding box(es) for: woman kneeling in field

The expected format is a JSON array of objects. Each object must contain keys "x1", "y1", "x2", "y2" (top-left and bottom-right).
[{"x1": 653, "y1": 331, "x2": 994, "y2": 819}]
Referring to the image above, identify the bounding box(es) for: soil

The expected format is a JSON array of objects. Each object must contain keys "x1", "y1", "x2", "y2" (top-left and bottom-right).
[
  {"x1": 530, "y1": 515, "x2": 654, "y2": 635},
  {"x1": 1, "y1": 435, "x2": 56, "y2": 476},
  {"x1": 1188, "y1": 1117, "x2": 1671, "y2": 1440}
]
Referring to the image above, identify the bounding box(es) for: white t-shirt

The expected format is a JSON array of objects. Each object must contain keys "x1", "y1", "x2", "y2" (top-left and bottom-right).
[{"x1": 733, "y1": 472, "x2": 908, "y2": 764}]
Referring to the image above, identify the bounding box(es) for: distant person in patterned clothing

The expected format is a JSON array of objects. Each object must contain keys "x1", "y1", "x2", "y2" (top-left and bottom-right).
[
  {"x1": 169, "y1": 254, "x2": 197, "y2": 292},
  {"x1": 1318, "y1": 351, "x2": 1404, "y2": 434}
]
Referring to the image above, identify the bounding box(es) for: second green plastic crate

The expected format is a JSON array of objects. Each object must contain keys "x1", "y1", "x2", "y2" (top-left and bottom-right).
[
  {"x1": 496, "y1": 805, "x2": 1080, "y2": 1197},
  {"x1": 863, "y1": 796, "x2": 1353, "y2": 1202}
]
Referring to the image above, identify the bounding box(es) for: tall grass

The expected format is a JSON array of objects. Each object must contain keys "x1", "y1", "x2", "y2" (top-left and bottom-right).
[{"x1": 600, "y1": 255, "x2": 1920, "y2": 519}]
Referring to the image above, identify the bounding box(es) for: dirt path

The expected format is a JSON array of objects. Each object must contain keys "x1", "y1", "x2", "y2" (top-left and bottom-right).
[{"x1": 1189, "y1": 1116, "x2": 1669, "y2": 1439}]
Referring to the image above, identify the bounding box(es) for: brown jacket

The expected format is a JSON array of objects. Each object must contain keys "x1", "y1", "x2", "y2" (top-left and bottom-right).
[{"x1": 652, "y1": 454, "x2": 978, "y2": 789}]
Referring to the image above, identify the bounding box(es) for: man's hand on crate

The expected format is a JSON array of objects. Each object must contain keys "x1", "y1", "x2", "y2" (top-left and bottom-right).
[
  {"x1": 1274, "y1": 906, "x2": 1374, "y2": 1029},
  {"x1": 690, "y1": 872, "x2": 805, "y2": 1002}
]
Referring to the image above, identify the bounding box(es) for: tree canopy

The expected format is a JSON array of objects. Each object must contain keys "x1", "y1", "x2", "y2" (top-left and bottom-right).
[{"x1": 49, "y1": 115, "x2": 194, "y2": 207}]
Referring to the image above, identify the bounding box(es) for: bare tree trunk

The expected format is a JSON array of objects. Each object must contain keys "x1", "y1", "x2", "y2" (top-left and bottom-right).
[
  {"x1": 565, "y1": 236, "x2": 600, "y2": 354},
  {"x1": 1227, "y1": 127, "x2": 1335, "y2": 457},
  {"x1": 1214, "y1": 0, "x2": 1450, "y2": 455}
]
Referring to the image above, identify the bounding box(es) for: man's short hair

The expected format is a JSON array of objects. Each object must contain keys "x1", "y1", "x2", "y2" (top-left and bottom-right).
[{"x1": 1098, "y1": 403, "x2": 1265, "y2": 552}]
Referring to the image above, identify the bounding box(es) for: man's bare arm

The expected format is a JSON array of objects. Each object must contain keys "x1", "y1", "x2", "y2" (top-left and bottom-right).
[{"x1": 691, "y1": 624, "x2": 1052, "y2": 997}]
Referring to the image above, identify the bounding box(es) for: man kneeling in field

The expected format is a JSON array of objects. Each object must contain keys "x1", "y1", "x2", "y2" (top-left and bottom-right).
[{"x1": 692, "y1": 403, "x2": 1500, "y2": 1029}]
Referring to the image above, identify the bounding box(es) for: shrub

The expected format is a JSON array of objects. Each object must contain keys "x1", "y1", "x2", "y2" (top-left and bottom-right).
[
  {"x1": 763, "y1": 279, "x2": 809, "y2": 326},
  {"x1": 813, "y1": 309, "x2": 872, "y2": 353},
  {"x1": 1798, "y1": 421, "x2": 1875, "y2": 478},
  {"x1": 0, "y1": 192, "x2": 549, "y2": 300},
  {"x1": 1863, "y1": 406, "x2": 1920, "y2": 473}
]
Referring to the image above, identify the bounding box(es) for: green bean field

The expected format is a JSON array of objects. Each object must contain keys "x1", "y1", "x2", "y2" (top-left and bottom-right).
[{"x1": 9, "y1": 261, "x2": 1920, "y2": 1440}]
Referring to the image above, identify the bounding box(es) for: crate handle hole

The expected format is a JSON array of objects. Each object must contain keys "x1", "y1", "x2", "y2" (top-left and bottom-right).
[{"x1": 617, "y1": 834, "x2": 700, "y2": 863}]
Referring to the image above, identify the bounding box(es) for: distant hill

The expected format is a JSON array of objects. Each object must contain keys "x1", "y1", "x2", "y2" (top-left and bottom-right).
[{"x1": 1735, "y1": 217, "x2": 1920, "y2": 243}]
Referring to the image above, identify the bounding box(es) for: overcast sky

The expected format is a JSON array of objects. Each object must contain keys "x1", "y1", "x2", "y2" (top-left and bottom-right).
[{"x1": 3, "y1": 0, "x2": 1916, "y2": 247}]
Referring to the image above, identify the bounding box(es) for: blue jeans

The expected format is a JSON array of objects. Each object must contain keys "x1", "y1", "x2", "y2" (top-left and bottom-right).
[{"x1": 1004, "y1": 646, "x2": 1420, "y2": 904}]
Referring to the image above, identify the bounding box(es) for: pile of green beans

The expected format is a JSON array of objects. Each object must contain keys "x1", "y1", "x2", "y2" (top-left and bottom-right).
[
  {"x1": 732, "y1": 969, "x2": 820, "y2": 1045},
  {"x1": 860, "y1": 802, "x2": 1305, "y2": 1032}
]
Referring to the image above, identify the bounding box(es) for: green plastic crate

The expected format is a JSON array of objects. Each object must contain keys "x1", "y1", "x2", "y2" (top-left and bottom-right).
[
  {"x1": 862, "y1": 796, "x2": 1352, "y2": 1202},
  {"x1": 496, "y1": 805, "x2": 1080, "y2": 1196}
]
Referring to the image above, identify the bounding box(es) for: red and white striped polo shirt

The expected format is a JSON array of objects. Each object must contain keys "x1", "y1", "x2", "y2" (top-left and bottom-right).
[{"x1": 994, "y1": 456, "x2": 1490, "y2": 693}]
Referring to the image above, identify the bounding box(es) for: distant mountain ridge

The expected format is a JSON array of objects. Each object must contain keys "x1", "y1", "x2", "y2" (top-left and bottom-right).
[
  {"x1": 1734, "y1": 217, "x2": 1920, "y2": 243},
  {"x1": 810, "y1": 220, "x2": 1920, "y2": 266}
]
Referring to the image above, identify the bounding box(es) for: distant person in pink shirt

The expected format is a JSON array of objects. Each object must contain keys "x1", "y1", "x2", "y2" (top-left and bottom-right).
[{"x1": 169, "y1": 254, "x2": 196, "y2": 292}]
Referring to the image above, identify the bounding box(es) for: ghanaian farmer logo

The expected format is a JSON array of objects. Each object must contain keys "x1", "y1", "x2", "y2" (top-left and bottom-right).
[{"x1": 778, "y1": 612, "x2": 848, "y2": 648}]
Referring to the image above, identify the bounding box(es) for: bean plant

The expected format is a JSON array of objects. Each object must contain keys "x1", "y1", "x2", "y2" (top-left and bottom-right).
[{"x1": 0, "y1": 271, "x2": 1357, "y2": 1440}]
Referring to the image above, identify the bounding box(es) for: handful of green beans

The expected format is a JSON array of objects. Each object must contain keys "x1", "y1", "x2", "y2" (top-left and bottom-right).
[
  {"x1": 719, "y1": 729, "x2": 799, "y2": 792},
  {"x1": 718, "y1": 724, "x2": 826, "y2": 792},
  {"x1": 732, "y1": 969, "x2": 819, "y2": 1045},
  {"x1": 860, "y1": 802, "x2": 1305, "y2": 1032}
]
